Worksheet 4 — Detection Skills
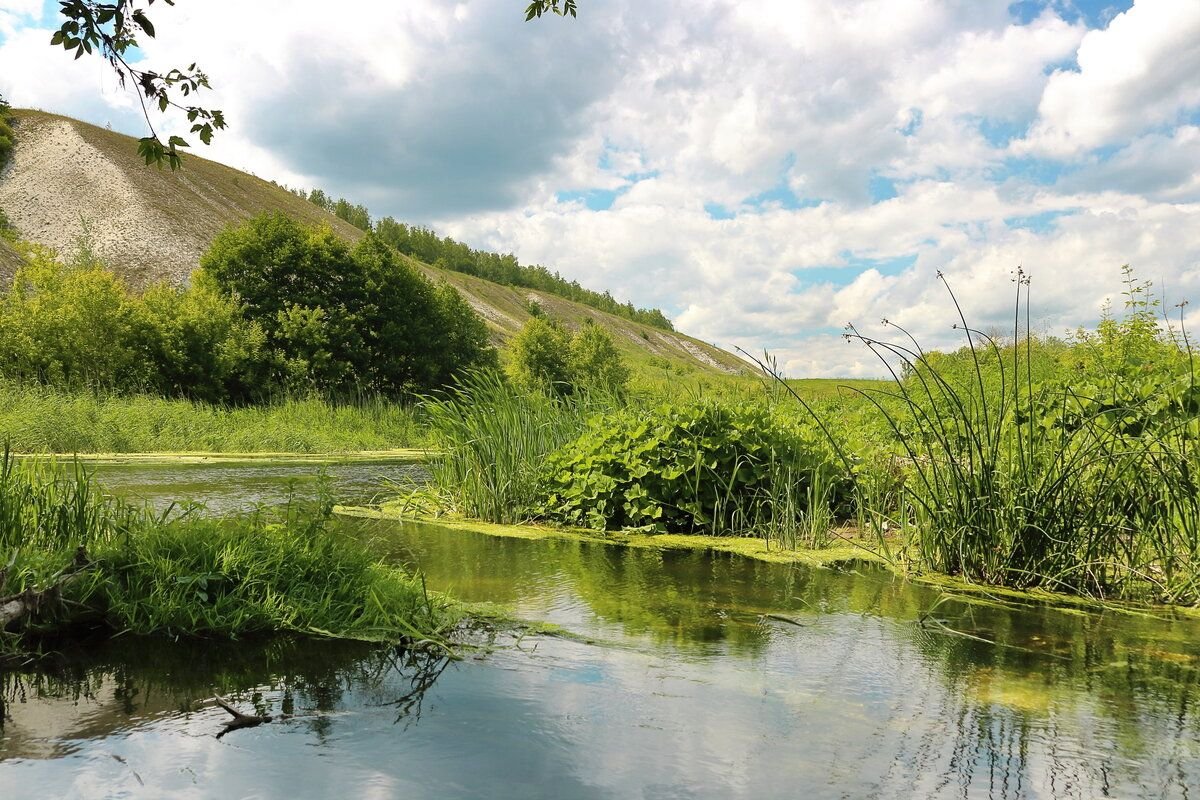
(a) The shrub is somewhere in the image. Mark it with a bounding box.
[0,96,13,172]
[506,317,630,396]
[540,400,847,536]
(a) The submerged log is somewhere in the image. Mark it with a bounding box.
[213,695,274,739]
[0,547,89,630]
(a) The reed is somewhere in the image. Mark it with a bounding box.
[0,451,454,643]
[837,271,1200,603]
[420,371,608,523]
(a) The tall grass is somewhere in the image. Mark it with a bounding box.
[837,271,1200,603]
[0,451,454,643]
[0,381,427,453]
[419,371,611,523]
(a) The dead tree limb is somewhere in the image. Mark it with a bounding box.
[213,695,274,739]
[0,547,90,631]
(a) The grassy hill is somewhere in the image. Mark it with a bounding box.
[0,109,749,384]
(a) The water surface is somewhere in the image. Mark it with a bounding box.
[2,461,1198,798]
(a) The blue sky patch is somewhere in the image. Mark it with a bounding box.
[792,253,917,289]
[868,175,898,203]
[1004,209,1078,233]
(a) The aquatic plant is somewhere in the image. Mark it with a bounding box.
[420,370,612,523]
[828,269,1200,603]
[0,451,454,644]
[539,399,848,546]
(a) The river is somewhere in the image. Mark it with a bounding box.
[1,458,1197,798]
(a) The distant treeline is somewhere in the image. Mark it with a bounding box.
[284,185,675,331]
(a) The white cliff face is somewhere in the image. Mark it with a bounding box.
[0,116,200,285]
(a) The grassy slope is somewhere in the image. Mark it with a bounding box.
[0,109,749,382]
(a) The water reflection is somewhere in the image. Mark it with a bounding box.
[87,459,428,515]
[2,513,1199,797]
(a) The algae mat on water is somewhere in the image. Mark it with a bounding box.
[334,505,883,569]
[19,449,432,466]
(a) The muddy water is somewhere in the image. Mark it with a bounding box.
[1,462,1198,798]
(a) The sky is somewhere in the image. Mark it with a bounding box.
[1,0,1199,376]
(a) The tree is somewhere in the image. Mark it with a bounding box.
[506,317,574,393]
[569,321,629,393]
[506,316,629,395]
[200,213,495,397]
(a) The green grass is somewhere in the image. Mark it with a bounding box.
[0,452,455,644]
[0,381,428,453]
[817,271,1200,604]
[416,371,609,524]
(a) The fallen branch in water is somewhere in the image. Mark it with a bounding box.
[0,547,90,631]
[213,695,275,739]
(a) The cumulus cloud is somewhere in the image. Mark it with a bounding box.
[1016,0,1200,157]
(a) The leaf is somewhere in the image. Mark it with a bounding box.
[132,10,155,37]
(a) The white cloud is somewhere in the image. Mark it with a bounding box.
[1017,0,1200,157]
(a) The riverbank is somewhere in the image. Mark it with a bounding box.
[0,455,456,655]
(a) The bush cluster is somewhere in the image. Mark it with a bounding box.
[0,95,13,172]
[540,400,847,533]
[505,317,630,396]
[0,213,497,403]
[0,244,265,401]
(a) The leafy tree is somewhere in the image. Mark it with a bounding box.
[569,321,629,393]
[201,213,495,397]
[507,317,574,393]
[137,270,268,401]
[507,317,629,395]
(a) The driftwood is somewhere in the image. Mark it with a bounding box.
[0,547,89,630]
[213,695,275,739]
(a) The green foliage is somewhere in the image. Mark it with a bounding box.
[0,385,425,453]
[835,269,1200,604]
[506,317,573,393]
[420,371,602,524]
[200,213,495,398]
[570,321,631,393]
[525,0,577,20]
[0,244,265,400]
[506,317,630,395]
[0,453,453,642]
[50,1,224,170]
[0,95,13,172]
[540,400,847,540]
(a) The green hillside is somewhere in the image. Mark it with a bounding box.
[0,109,749,383]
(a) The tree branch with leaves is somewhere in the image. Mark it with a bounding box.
[524,0,577,20]
[51,0,224,169]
